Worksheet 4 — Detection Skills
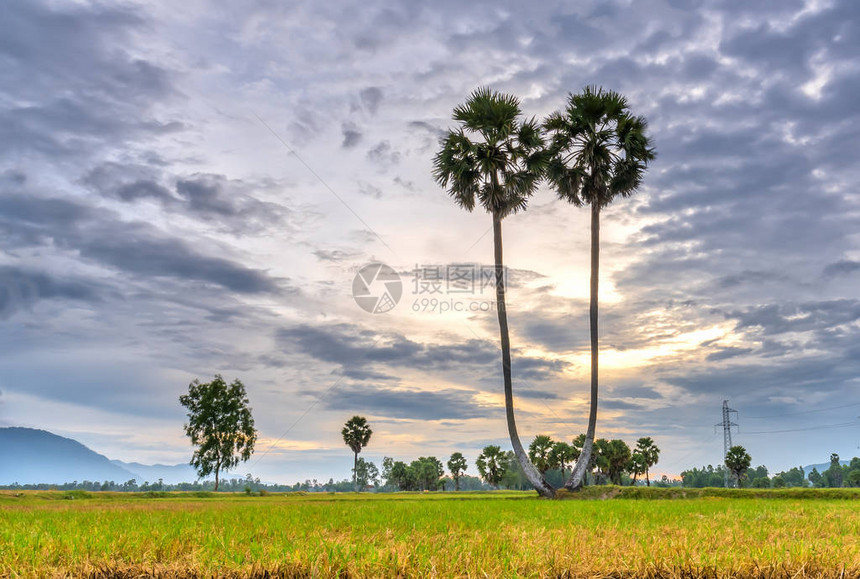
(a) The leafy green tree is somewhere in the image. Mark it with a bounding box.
[591,438,611,485]
[342,416,372,492]
[634,437,661,486]
[848,469,860,488]
[434,87,553,497]
[548,441,578,479]
[528,435,555,475]
[383,458,415,491]
[179,375,257,492]
[604,439,632,485]
[629,452,647,486]
[808,467,823,487]
[751,476,770,488]
[476,445,509,489]
[411,457,445,491]
[353,458,379,490]
[725,445,751,488]
[680,464,729,488]
[447,452,468,491]
[544,87,655,491]
[824,453,843,488]
[771,475,786,488]
[775,466,807,488]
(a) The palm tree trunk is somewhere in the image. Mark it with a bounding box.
[353,451,358,492]
[493,213,555,498]
[646,468,650,487]
[215,466,220,492]
[566,202,600,490]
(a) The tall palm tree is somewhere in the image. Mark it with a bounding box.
[434,87,554,498]
[544,86,655,490]
[341,415,372,492]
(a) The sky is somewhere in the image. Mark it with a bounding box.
[1,0,859,484]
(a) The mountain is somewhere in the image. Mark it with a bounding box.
[0,427,138,485]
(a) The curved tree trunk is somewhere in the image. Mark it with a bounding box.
[493,213,556,498]
[646,468,650,487]
[566,202,600,490]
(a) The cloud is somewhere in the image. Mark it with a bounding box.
[823,260,860,278]
[341,123,363,148]
[276,322,566,385]
[359,87,384,115]
[0,193,283,294]
[0,267,100,319]
[309,384,493,420]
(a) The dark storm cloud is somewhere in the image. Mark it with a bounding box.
[312,249,363,262]
[0,267,101,319]
[359,87,384,114]
[277,323,566,383]
[601,399,647,411]
[341,123,363,148]
[84,164,291,233]
[310,384,492,420]
[0,0,178,159]
[823,260,860,278]
[83,162,175,204]
[0,193,282,294]
[705,347,754,362]
[366,141,401,166]
[726,300,860,336]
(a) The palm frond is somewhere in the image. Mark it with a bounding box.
[543,85,654,209]
[435,87,546,219]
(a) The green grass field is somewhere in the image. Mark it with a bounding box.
[2,488,859,578]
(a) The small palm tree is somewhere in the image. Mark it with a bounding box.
[544,86,655,490]
[528,435,555,475]
[447,452,468,491]
[548,441,578,480]
[629,452,647,486]
[476,445,508,489]
[434,87,554,497]
[635,436,661,486]
[342,416,372,491]
[725,445,751,488]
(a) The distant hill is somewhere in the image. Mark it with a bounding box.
[801,460,850,475]
[110,460,200,485]
[0,427,138,485]
[0,427,234,485]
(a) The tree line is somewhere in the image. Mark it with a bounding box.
[683,449,860,489]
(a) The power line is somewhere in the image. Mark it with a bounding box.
[746,401,860,420]
[741,420,858,435]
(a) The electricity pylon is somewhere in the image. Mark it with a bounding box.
[715,400,739,488]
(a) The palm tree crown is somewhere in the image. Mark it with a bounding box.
[342,416,372,454]
[544,85,655,209]
[433,87,547,218]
